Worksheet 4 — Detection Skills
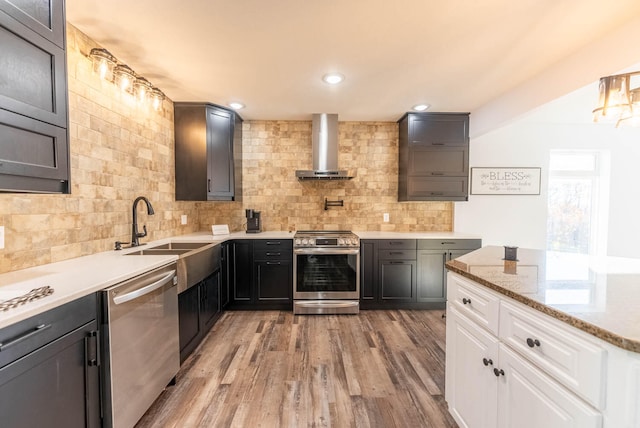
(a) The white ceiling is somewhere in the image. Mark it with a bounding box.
[66,0,640,122]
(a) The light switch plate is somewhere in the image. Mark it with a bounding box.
[383,213,390,222]
[181,215,187,225]
[0,226,4,249]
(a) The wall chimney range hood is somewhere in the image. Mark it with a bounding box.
[295,113,354,180]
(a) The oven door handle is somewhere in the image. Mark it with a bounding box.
[112,270,176,305]
[294,248,360,255]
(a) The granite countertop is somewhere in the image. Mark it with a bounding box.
[446,245,640,353]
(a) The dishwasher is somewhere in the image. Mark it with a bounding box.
[102,262,180,428]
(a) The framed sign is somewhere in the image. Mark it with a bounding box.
[471,167,541,195]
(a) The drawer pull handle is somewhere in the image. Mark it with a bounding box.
[462,298,471,305]
[526,338,541,348]
[493,368,505,377]
[266,252,281,256]
[0,323,51,351]
[482,358,493,366]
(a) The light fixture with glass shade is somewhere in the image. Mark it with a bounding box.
[113,64,136,94]
[89,48,116,81]
[133,77,153,104]
[150,88,165,111]
[593,71,640,127]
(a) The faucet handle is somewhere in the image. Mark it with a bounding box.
[137,225,148,238]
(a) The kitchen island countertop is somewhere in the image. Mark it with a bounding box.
[446,245,640,353]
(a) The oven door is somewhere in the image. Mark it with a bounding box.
[293,247,360,300]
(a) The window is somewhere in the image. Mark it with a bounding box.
[546,151,609,256]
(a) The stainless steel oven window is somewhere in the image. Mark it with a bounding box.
[295,253,358,293]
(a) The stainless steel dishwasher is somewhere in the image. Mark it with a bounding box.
[102,262,180,428]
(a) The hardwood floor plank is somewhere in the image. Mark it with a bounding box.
[136,310,457,428]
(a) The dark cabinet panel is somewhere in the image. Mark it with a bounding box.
[174,103,242,201]
[224,239,293,309]
[361,239,481,308]
[0,294,100,427]
[0,109,68,192]
[255,260,292,302]
[398,112,469,201]
[380,260,416,301]
[408,113,468,146]
[417,250,447,302]
[232,240,253,302]
[0,11,67,127]
[0,0,65,47]
[200,270,221,331]
[360,240,377,301]
[220,243,231,309]
[0,0,69,194]
[416,240,482,304]
[178,284,200,362]
[178,269,222,363]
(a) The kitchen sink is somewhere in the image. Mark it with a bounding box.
[126,248,192,256]
[147,242,212,250]
[124,242,221,293]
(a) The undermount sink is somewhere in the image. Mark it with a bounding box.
[124,242,220,293]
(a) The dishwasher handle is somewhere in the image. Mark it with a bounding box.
[113,270,176,305]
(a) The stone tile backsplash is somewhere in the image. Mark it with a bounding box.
[0,25,452,275]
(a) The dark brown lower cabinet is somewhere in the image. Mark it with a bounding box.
[0,294,100,427]
[178,270,222,363]
[379,260,416,301]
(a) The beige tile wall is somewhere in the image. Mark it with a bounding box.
[0,24,200,274]
[0,25,453,275]
[198,121,453,233]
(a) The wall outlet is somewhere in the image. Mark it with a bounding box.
[0,226,4,249]
[181,215,188,225]
[383,213,390,222]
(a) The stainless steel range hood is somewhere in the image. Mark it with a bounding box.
[295,114,354,180]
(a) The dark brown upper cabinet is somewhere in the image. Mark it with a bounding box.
[174,103,243,201]
[398,112,469,201]
[0,0,69,194]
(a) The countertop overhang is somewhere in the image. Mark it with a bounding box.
[446,245,640,353]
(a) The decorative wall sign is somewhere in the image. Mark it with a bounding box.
[471,167,541,195]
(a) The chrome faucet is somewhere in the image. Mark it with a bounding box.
[131,196,155,247]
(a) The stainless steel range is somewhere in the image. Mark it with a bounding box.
[293,230,360,314]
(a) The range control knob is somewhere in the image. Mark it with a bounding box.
[302,239,309,245]
[338,238,345,245]
[294,239,301,245]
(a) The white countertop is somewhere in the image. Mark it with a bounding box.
[0,229,471,329]
[354,231,480,240]
[0,231,294,329]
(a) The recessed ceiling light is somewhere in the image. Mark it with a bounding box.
[229,102,245,110]
[322,73,345,84]
[412,104,430,111]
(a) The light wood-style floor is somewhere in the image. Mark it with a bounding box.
[136,310,458,428]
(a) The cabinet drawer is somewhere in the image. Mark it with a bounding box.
[378,249,416,260]
[378,239,416,250]
[0,294,97,369]
[253,239,293,252]
[254,249,292,261]
[406,176,468,200]
[418,239,482,250]
[499,300,605,409]
[447,273,499,335]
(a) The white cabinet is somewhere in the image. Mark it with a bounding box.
[445,304,498,428]
[445,272,604,428]
[497,345,601,428]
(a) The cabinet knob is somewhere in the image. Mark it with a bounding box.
[526,338,541,348]
[493,368,505,377]
[462,298,471,305]
[482,358,493,366]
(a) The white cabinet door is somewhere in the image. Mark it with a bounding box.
[497,345,602,428]
[446,305,499,428]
